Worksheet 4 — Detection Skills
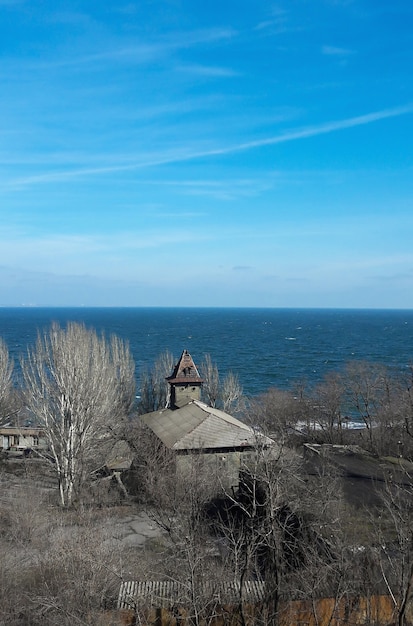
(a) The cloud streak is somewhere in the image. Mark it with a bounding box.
[5,103,413,188]
[0,229,212,268]
[174,63,239,77]
[23,27,236,70]
[322,45,355,56]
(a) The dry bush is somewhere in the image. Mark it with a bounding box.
[27,527,120,624]
[0,484,135,626]
[2,495,50,548]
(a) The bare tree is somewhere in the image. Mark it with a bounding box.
[138,349,174,414]
[0,337,15,423]
[123,418,176,502]
[21,322,136,507]
[388,365,413,458]
[200,353,220,408]
[222,371,244,415]
[248,387,304,439]
[343,361,389,452]
[373,468,413,626]
[201,354,244,415]
[402,365,413,441]
[133,446,230,625]
[311,372,346,443]
[110,334,136,419]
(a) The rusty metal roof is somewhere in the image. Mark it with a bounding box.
[141,400,273,451]
[166,349,203,385]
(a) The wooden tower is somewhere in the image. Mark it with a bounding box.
[166,349,203,408]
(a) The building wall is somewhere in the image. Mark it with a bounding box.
[176,450,250,492]
[0,430,47,451]
[173,383,201,407]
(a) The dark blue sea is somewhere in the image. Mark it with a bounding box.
[0,307,412,396]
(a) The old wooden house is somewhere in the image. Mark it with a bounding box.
[140,350,274,489]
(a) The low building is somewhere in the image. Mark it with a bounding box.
[0,426,47,454]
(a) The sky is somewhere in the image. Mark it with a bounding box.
[1,0,413,308]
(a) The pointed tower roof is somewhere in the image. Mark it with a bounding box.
[166,349,203,385]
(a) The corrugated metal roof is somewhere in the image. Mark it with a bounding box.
[141,400,273,451]
[118,580,266,610]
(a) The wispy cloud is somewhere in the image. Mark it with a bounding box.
[26,27,236,70]
[371,272,413,283]
[254,7,292,34]
[315,253,413,273]
[175,64,239,77]
[0,229,212,266]
[139,178,269,201]
[4,103,413,188]
[322,45,355,56]
[153,211,208,219]
[202,103,413,158]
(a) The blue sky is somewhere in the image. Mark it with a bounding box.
[1,0,412,308]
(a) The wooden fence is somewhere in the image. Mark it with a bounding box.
[115,582,412,626]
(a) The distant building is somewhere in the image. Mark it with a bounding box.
[0,426,47,454]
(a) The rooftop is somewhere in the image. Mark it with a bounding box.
[166,349,203,385]
[141,399,273,451]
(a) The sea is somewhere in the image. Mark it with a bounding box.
[0,307,412,397]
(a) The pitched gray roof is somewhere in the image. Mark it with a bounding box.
[141,399,273,451]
